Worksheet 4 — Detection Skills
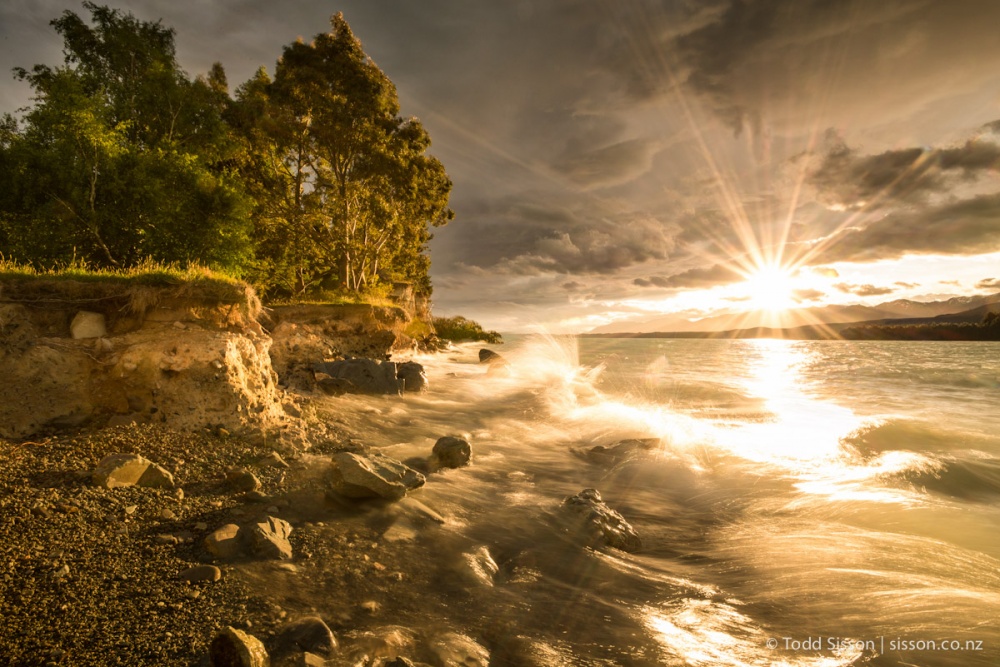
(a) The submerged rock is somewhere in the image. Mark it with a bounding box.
[92,453,175,489]
[584,438,660,465]
[427,632,490,667]
[431,436,472,469]
[478,349,504,364]
[458,546,499,587]
[313,359,403,395]
[210,626,269,667]
[327,452,425,501]
[396,361,428,392]
[273,616,338,662]
[561,489,641,552]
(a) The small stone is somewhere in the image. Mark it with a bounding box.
[70,311,107,339]
[159,508,177,521]
[360,600,380,614]
[179,565,222,583]
[226,468,261,493]
[209,626,269,667]
[172,320,187,330]
[125,505,138,515]
[186,589,201,600]
[173,488,185,502]
[195,522,209,531]
[255,452,290,469]
[205,524,243,560]
[92,453,174,489]
[155,534,179,545]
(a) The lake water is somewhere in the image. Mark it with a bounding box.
[309,336,1000,666]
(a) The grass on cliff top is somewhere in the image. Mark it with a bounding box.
[0,259,258,316]
[267,287,396,309]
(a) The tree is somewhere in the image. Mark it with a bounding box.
[239,13,453,296]
[0,3,252,272]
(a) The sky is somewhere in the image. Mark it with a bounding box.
[3,0,1000,333]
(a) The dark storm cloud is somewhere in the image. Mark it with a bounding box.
[633,276,673,288]
[833,283,895,297]
[553,139,661,189]
[661,0,1000,136]
[817,192,1000,263]
[810,133,1000,210]
[976,278,1000,289]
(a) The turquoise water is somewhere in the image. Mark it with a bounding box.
[315,337,1000,665]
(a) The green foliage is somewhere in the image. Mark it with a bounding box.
[433,316,503,343]
[1,6,452,305]
[232,13,453,299]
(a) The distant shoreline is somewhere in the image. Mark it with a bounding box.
[581,322,1000,341]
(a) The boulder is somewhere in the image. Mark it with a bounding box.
[427,633,490,667]
[431,436,472,469]
[210,626,270,667]
[70,311,107,339]
[245,516,294,560]
[205,524,243,560]
[584,438,660,465]
[92,453,175,489]
[396,361,428,392]
[313,359,403,395]
[273,616,338,661]
[561,489,641,552]
[327,452,425,501]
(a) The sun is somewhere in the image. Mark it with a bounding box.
[744,265,796,312]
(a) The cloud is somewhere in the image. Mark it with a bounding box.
[658,264,741,288]
[834,282,895,297]
[554,138,661,189]
[894,281,918,288]
[793,288,826,302]
[976,278,1000,289]
[561,281,584,291]
[633,276,673,288]
[810,133,1000,210]
[815,192,1000,263]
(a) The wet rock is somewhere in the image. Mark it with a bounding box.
[205,524,243,560]
[584,438,660,465]
[70,311,107,339]
[458,546,499,587]
[313,359,403,395]
[210,626,269,667]
[301,653,326,667]
[561,489,641,552]
[378,659,416,667]
[431,436,472,469]
[92,453,175,489]
[316,378,354,396]
[273,616,338,661]
[396,361,428,393]
[327,452,425,501]
[245,516,293,560]
[427,632,490,667]
[227,468,261,493]
[478,349,504,364]
[179,565,222,583]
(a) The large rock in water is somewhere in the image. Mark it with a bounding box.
[431,436,472,469]
[479,349,505,364]
[584,438,660,466]
[272,616,338,662]
[92,453,175,489]
[314,359,404,395]
[327,451,425,501]
[561,489,641,552]
[396,361,428,392]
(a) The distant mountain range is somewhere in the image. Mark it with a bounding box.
[590,292,1000,334]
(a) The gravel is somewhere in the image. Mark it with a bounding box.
[0,424,315,666]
